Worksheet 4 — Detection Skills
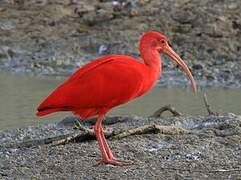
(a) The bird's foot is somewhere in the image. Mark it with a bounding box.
[96,158,133,166]
[111,158,134,165]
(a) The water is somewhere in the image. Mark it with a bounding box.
[0,70,240,131]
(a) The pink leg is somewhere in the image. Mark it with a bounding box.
[99,122,116,160]
[94,116,109,162]
[94,115,132,165]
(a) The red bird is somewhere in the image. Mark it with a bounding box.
[36,31,197,165]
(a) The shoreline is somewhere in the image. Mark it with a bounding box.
[1,115,241,179]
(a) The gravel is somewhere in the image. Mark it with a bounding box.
[1,114,241,179]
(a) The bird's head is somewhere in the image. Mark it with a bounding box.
[140,31,197,92]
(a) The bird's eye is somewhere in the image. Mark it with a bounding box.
[160,40,165,44]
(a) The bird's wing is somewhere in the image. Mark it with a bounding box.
[37,55,146,112]
[67,55,116,82]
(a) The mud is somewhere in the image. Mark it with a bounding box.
[0,0,241,87]
[1,114,241,179]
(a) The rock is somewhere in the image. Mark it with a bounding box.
[173,24,193,34]
[192,62,204,70]
[0,20,16,30]
[137,0,151,6]
[74,4,95,17]
[83,7,114,26]
[98,44,109,55]
[171,8,197,24]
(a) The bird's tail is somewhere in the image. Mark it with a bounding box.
[36,107,65,116]
[36,89,69,117]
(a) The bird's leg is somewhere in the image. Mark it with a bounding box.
[95,115,132,165]
[94,115,109,163]
[99,123,116,159]
[95,115,115,159]
[99,124,132,165]
[95,115,121,165]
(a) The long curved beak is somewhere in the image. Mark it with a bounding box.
[163,44,197,92]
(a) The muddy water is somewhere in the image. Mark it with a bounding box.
[0,70,240,130]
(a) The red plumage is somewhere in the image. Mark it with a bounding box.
[36,31,197,165]
[37,55,154,118]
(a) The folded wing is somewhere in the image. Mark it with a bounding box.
[37,55,146,118]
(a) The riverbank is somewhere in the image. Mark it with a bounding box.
[1,115,241,179]
[0,0,241,88]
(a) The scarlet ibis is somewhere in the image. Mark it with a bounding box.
[36,31,197,165]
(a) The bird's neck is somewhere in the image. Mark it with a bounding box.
[139,45,161,79]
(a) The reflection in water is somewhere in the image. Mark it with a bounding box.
[0,70,240,130]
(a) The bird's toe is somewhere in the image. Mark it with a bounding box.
[96,158,133,166]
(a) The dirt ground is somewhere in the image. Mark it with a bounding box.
[1,115,241,179]
[0,0,241,87]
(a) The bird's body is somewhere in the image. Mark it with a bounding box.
[37,31,197,165]
[37,54,160,118]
